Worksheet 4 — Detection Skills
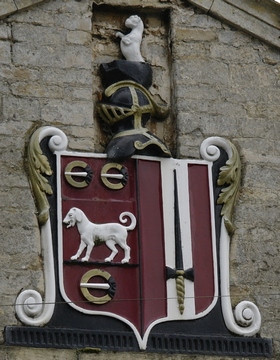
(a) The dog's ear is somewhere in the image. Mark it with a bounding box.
[74,208,83,222]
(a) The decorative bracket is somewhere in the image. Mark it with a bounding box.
[15,126,68,326]
[200,137,261,336]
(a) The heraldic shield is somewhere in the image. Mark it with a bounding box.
[57,151,217,348]
[9,127,268,356]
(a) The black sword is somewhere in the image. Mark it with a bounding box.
[166,169,194,314]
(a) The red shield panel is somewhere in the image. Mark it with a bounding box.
[56,153,217,348]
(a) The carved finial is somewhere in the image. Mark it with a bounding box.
[116,15,145,62]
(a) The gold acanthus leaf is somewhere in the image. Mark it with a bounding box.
[217,142,241,236]
[27,128,53,225]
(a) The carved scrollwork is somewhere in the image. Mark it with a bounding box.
[15,126,68,326]
[27,126,68,225]
[200,136,240,235]
[200,137,261,337]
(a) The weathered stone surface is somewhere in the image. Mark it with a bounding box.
[67,30,91,45]
[0,23,11,39]
[12,43,92,68]
[0,0,17,18]
[188,0,280,49]
[0,40,11,64]
[14,0,45,10]
[174,28,217,42]
[0,347,77,360]
[41,99,93,125]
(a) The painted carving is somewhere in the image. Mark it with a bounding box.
[63,207,136,263]
[166,170,194,315]
[15,126,68,326]
[100,162,128,190]
[64,160,93,188]
[200,137,261,336]
[116,15,145,62]
[97,16,170,161]
[80,269,116,304]
[9,125,270,356]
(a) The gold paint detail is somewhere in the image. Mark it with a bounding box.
[134,138,171,156]
[217,142,241,235]
[80,269,113,305]
[97,80,169,125]
[64,160,92,188]
[175,270,185,315]
[114,127,149,138]
[27,128,53,225]
[101,163,128,190]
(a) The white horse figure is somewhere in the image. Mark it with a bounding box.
[116,15,145,62]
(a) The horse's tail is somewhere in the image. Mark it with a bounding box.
[119,212,137,231]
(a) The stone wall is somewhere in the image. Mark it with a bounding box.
[171,6,280,354]
[0,0,280,358]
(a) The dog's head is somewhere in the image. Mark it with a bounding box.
[63,207,82,228]
[125,15,142,29]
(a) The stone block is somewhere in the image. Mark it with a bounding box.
[50,13,92,31]
[44,69,92,87]
[210,43,260,63]
[12,23,66,45]
[0,346,77,360]
[41,99,93,125]
[174,59,230,86]
[12,43,92,69]
[0,0,16,18]
[210,0,280,50]
[243,163,280,191]
[11,82,64,99]
[0,65,40,81]
[225,0,280,31]
[0,40,11,64]
[41,0,91,13]
[0,23,11,39]
[14,0,45,10]
[2,96,40,122]
[240,117,275,140]
[67,30,91,45]
[188,14,222,29]
[64,86,93,101]
[218,29,252,46]
[174,28,217,42]
[187,0,213,11]
[68,136,97,151]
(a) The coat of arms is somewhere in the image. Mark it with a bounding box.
[6,15,271,357]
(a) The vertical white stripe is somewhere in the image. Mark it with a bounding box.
[175,160,195,316]
[161,159,195,319]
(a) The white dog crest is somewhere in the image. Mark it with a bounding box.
[63,207,136,264]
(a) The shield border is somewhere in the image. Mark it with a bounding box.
[56,151,218,349]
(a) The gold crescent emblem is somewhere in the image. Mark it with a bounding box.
[100,163,128,190]
[80,269,116,305]
[64,161,93,188]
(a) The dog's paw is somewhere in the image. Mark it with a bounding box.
[105,257,112,262]
[121,258,129,264]
[81,257,89,262]
[70,255,78,260]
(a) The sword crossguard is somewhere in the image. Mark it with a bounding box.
[166,266,194,282]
